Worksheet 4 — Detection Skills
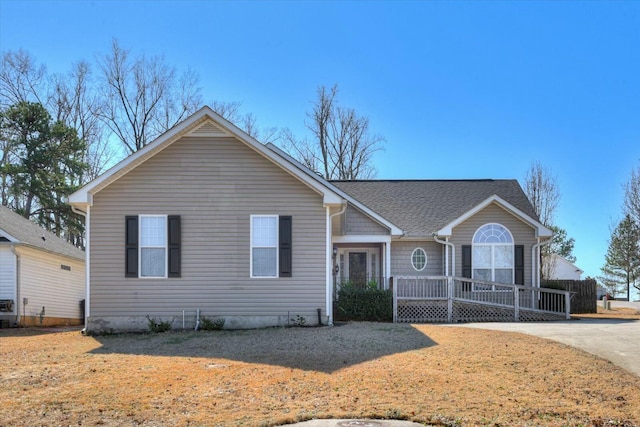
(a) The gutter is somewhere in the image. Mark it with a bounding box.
[432,234,455,277]
[326,201,348,326]
[71,206,90,330]
[10,244,21,325]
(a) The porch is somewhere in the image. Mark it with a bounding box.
[393,276,572,323]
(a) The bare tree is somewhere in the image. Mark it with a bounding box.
[49,61,114,182]
[0,50,46,108]
[523,162,578,280]
[210,100,278,143]
[281,84,384,180]
[96,39,202,154]
[523,161,560,227]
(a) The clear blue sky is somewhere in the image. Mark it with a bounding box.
[2,0,640,295]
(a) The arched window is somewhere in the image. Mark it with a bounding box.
[472,223,514,283]
[411,247,427,271]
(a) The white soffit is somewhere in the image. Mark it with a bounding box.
[184,120,230,138]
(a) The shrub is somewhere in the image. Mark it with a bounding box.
[146,315,172,333]
[199,316,225,331]
[334,281,393,321]
[289,315,307,327]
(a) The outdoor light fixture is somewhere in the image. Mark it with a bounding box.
[333,247,338,257]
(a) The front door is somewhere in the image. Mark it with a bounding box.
[349,252,367,287]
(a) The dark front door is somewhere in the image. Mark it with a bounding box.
[349,252,367,287]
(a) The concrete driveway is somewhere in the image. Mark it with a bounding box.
[449,302,640,377]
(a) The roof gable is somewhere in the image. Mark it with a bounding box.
[0,205,85,260]
[437,194,553,238]
[69,106,343,208]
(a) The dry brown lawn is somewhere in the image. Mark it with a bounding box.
[1,321,639,427]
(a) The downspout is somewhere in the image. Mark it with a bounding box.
[433,234,455,277]
[72,206,89,329]
[10,244,21,326]
[326,201,347,326]
[532,237,552,287]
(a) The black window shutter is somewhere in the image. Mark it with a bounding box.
[125,216,138,277]
[462,245,472,278]
[279,216,292,277]
[515,245,524,285]
[168,215,181,278]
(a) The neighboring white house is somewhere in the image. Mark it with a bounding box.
[543,253,583,281]
[0,205,85,327]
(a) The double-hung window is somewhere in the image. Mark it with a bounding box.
[140,215,167,278]
[125,215,181,278]
[250,215,292,278]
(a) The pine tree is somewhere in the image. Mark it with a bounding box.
[0,101,88,245]
[600,214,640,299]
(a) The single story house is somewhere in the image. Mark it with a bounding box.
[0,205,85,327]
[543,253,583,281]
[69,106,554,333]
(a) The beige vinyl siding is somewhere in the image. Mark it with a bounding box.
[17,246,85,322]
[0,246,16,310]
[331,208,344,236]
[449,203,537,286]
[89,136,327,321]
[344,204,389,235]
[391,241,443,277]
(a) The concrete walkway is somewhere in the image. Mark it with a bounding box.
[448,301,640,376]
[286,421,424,427]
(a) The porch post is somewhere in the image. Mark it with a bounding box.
[514,286,520,321]
[447,277,453,323]
[393,275,398,323]
[325,206,333,325]
[385,240,391,290]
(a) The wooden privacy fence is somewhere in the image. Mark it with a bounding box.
[542,279,597,314]
[393,276,572,323]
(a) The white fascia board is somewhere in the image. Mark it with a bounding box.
[437,194,553,238]
[0,229,19,242]
[266,143,404,236]
[332,235,392,244]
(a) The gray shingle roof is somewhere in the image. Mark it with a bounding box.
[0,205,85,260]
[331,179,539,237]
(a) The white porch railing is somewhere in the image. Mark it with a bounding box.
[393,276,571,323]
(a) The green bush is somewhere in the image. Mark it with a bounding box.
[199,316,225,331]
[334,281,393,321]
[146,315,172,333]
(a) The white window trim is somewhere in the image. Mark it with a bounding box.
[139,214,168,279]
[411,247,428,272]
[472,223,514,286]
[250,214,279,279]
